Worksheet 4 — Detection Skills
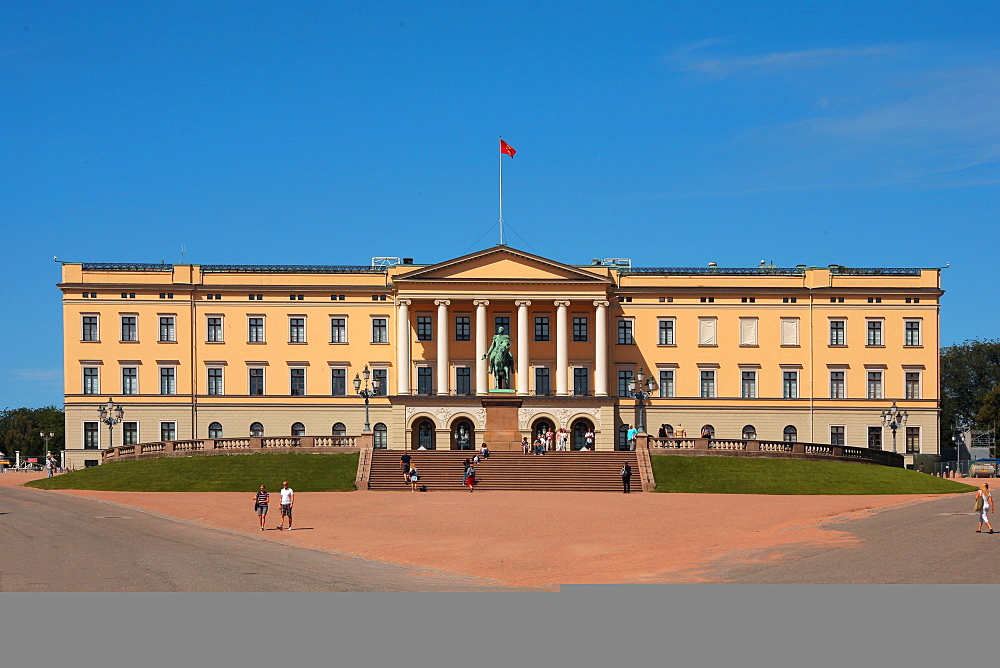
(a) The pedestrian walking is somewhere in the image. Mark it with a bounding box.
[400,452,412,484]
[584,428,594,451]
[254,484,269,530]
[465,463,476,492]
[408,465,420,492]
[276,480,294,530]
[46,455,56,478]
[975,483,995,533]
[620,463,633,493]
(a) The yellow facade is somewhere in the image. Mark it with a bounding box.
[60,248,941,468]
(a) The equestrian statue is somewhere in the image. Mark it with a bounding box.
[483,326,514,390]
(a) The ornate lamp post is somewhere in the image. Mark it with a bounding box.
[353,365,380,432]
[880,401,908,454]
[39,431,54,458]
[627,367,657,434]
[98,397,125,451]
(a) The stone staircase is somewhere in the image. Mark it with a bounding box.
[368,450,642,492]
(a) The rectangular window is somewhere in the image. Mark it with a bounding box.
[207,367,223,395]
[248,317,264,343]
[494,316,510,335]
[783,371,799,399]
[830,426,845,446]
[123,421,139,446]
[160,422,176,442]
[121,315,137,342]
[83,367,99,395]
[159,316,176,342]
[82,315,99,341]
[867,371,883,399]
[698,318,717,346]
[330,368,346,396]
[658,319,675,345]
[330,318,347,343]
[868,426,882,450]
[122,367,138,395]
[159,367,176,395]
[249,368,264,396]
[417,315,433,341]
[573,317,588,342]
[534,316,550,342]
[372,368,387,396]
[905,320,921,346]
[534,367,550,396]
[417,367,433,395]
[573,368,589,396]
[700,370,716,398]
[289,318,306,343]
[290,368,306,396]
[830,371,845,398]
[618,369,634,397]
[84,422,100,449]
[905,427,920,453]
[617,319,634,345]
[207,317,223,343]
[780,318,799,346]
[454,316,470,341]
[905,372,921,399]
[739,318,758,346]
[741,371,756,399]
[867,320,883,346]
[659,370,674,398]
[829,320,845,346]
[456,367,472,396]
[372,318,388,343]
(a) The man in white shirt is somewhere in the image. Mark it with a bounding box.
[277,481,294,530]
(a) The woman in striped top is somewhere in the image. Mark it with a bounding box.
[254,485,269,530]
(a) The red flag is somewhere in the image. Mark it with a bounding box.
[500,139,516,158]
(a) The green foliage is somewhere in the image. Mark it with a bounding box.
[974,384,1000,431]
[26,452,359,492]
[0,406,64,459]
[650,455,971,495]
[941,339,1000,448]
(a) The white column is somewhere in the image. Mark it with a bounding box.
[435,299,450,396]
[396,299,411,395]
[594,300,609,397]
[474,299,489,395]
[555,300,570,396]
[515,300,531,396]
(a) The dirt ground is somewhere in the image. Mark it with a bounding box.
[4,470,981,588]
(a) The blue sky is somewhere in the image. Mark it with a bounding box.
[2,1,998,409]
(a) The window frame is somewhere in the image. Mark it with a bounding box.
[617,318,634,345]
[371,317,389,344]
[782,370,799,399]
[120,314,138,343]
[206,315,224,343]
[82,314,100,342]
[700,369,716,398]
[82,366,100,395]
[288,317,307,344]
[866,318,884,347]
[330,367,347,397]
[160,421,177,442]
[829,319,846,346]
[454,315,471,342]
[657,318,676,346]
[416,314,433,341]
[330,316,348,344]
[829,370,846,399]
[249,367,265,396]
[121,366,139,395]
[158,315,176,343]
[572,316,588,342]
[290,367,306,396]
[248,316,265,344]
[741,369,757,399]
[904,319,922,347]
[159,366,177,395]
[658,369,675,398]
[534,316,550,342]
[207,367,224,396]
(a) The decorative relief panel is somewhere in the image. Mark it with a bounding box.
[405,406,484,429]
[518,406,603,429]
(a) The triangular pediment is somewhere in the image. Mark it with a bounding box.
[394,246,611,283]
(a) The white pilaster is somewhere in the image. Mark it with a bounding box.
[515,300,531,396]
[594,300,610,397]
[474,299,490,395]
[555,300,570,396]
[396,299,411,395]
[435,299,450,396]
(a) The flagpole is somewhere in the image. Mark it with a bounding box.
[498,137,504,246]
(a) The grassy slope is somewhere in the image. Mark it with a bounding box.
[650,455,974,495]
[25,452,359,492]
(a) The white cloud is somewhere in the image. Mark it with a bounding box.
[10,369,61,382]
[670,44,895,78]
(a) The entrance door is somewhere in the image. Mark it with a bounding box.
[413,420,436,450]
[452,420,475,450]
[571,419,594,451]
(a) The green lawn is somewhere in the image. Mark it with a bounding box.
[25,452,359,492]
[650,455,974,495]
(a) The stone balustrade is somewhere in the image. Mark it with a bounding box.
[645,435,904,467]
[103,434,366,462]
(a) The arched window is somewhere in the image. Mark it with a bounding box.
[452,420,474,450]
[291,422,305,437]
[332,422,347,436]
[373,423,388,449]
[250,422,264,437]
[742,425,757,440]
[783,425,798,442]
[534,420,552,439]
[700,424,715,439]
[208,422,223,439]
[417,421,435,450]
[617,424,630,451]
[571,419,594,450]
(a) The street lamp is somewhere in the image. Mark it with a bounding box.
[40,431,54,460]
[627,367,657,434]
[880,401,908,454]
[353,365,380,432]
[98,397,125,451]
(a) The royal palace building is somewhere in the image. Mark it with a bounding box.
[60,246,942,468]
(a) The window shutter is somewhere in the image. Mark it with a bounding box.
[698,318,717,346]
[740,318,758,346]
[781,319,799,346]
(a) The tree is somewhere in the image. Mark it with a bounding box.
[940,339,1000,449]
[975,384,1000,430]
[0,406,65,459]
